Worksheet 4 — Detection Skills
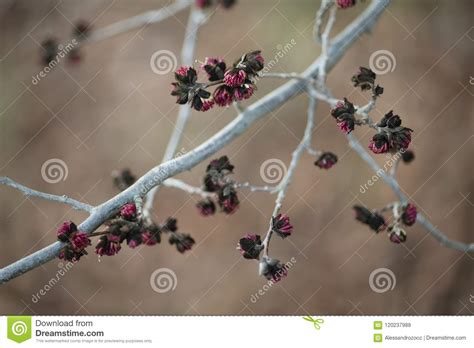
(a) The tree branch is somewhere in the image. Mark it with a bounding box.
[345,133,474,252]
[0,177,94,213]
[0,0,391,284]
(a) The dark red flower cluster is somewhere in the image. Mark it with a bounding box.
[330,98,357,134]
[353,202,417,244]
[369,111,413,154]
[57,221,91,262]
[331,67,383,134]
[171,51,264,111]
[57,203,195,262]
[236,213,293,281]
[237,234,263,259]
[96,208,194,256]
[334,67,412,154]
[196,156,240,215]
[352,67,383,96]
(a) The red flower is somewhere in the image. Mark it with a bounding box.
[175,65,192,77]
[200,99,215,112]
[272,214,293,238]
[388,225,407,244]
[368,133,390,154]
[70,232,91,252]
[213,85,233,106]
[95,235,121,256]
[401,203,417,226]
[120,203,137,221]
[336,119,352,134]
[141,231,158,246]
[237,233,263,259]
[224,69,246,87]
[57,221,77,242]
[233,85,254,101]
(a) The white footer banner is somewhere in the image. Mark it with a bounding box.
[0,316,472,347]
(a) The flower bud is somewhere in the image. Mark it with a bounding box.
[196,198,216,216]
[353,205,386,232]
[259,257,288,283]
[401,150,415,163]
[401,203,417,226]
[351,66,375,90]
[368,133,390,154]
[237,234,263,259]
[120,203,137,221]
[272,214,293,238]
[314,152,338,169]
[388,224,407,244]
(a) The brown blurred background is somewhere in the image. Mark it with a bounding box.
[0,0,473,315]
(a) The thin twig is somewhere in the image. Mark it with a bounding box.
[163,178,213,198]
[306,146,321,157]
[233,182,276,193]
[262,89,317,257]
[84,0,192,45]
[313,0,333,44]
[0,177,94,213]
[143,7,205,219]
[318,4,337,88]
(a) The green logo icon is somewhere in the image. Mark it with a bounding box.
[302,315,324,330]
[7,316,32,343]
[374,333,383,343]
[374,320,383,330]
